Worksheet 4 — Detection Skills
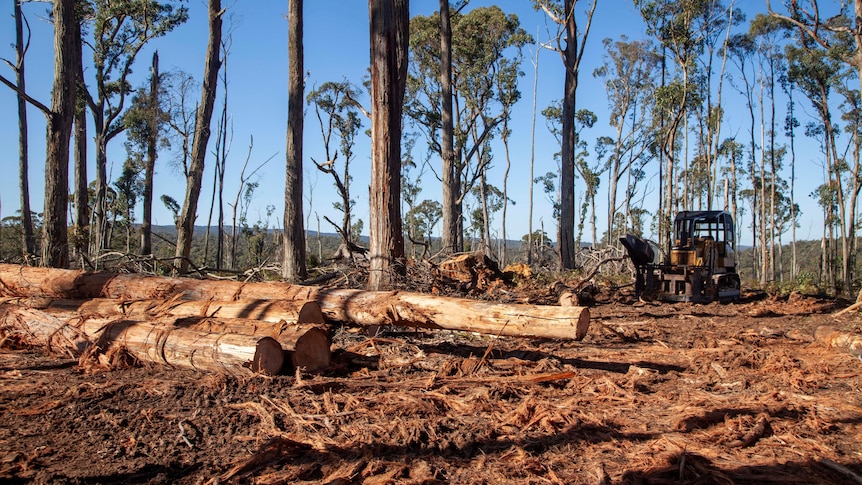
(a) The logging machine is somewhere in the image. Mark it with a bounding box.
[620,210,741,303]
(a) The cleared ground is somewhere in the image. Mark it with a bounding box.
[1,286,861,484]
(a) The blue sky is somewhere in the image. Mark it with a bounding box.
[0,1,829,247]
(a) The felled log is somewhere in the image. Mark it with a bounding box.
[815,325,862,361]
[0,303,331,373]
[0,264,590,340]
[42,297,326,327]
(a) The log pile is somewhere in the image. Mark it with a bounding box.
[0,264,590,339]
[0,263,591,375]
[0,297,331,375]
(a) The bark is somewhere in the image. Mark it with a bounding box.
[14,0,36,260]
[815,326,862,361]
[559,0,578,270]
[141,51,160,256]
[42,0,77,269]
[283,0,307,282]
[72,16,88,262]
[0,264,591,340]
[367,0,408,289]
[0,301,331,373]
[439,0,457,254]
[175,0,223,273]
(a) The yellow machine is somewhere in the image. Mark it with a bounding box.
[620,211,741,303]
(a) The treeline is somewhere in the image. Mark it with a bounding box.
[5,1,862,295]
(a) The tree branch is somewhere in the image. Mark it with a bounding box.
[0,73,51,115]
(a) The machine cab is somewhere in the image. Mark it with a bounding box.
[671,211,735,271]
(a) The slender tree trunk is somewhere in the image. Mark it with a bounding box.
[175,0,223,274]
[367,0,408,290]
[439,0,457,254]
[42,0,77,268]
[787,84,797,278]
[141,51,159,256]
[501,114,511,265]
[14,0,35,261]
[72,12,88,265]
[528,35,539,265]
[283,0,307,282]
[559,0,578,270]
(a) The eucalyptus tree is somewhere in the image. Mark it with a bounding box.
[175,0,222,274]
[533,0,597,270]
[541,102,601,248]
[0,0,77,267]
[768,0,862,294]
[750,13,789,283]
[6,0,36,260]
[367,0,409,290]
[635,0,705,248]
[688,1,741,212]
[82,0,187,261]
[283,0,306,282]
[406,5,530,255]
[727,32,761,278]
[123,52,167,256]
[593,36,661,246]
[786,41,847,291]
[307,81,364,249]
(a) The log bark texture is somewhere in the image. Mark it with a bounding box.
[0,301,331,373]
[0,264,590,340]
[815,325,862,361]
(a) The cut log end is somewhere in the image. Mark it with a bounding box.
[289,327,331,372]
[575,307,590,341]
[297,301,326,325]
[252,337,285,375]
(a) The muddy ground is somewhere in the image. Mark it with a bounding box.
[2,284,862,484]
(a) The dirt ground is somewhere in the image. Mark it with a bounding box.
[2,283,862,484]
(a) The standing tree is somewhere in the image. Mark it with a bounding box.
[0,0,77,267]
[0,0,78,267]
[407,6,530,253]
[71,2,90,263]
[534,0,597,269]
[438,0,457,254]
[84,0,187,261]
[8,0,36,261]
[175,0,223,274]
[283,0,307,282]
[368,0,409,290]
[307,81,364,253]
[123,51,166,256]
[593,36,660,245]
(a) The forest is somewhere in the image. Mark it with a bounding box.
[2,0,862,295]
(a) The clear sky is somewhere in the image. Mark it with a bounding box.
[0,1,828,248]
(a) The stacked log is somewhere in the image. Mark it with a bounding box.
[0,296,331,375]
[0,264,590,340]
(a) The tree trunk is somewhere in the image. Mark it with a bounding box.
[72,18,88,264]
[283,0,307,282]
[559,0,578,270]
[41,0,77,269]
[0,264,591,340]
[141,51,160,256]
[439,0,458,254]
[14,0,36,261]
[367,0,408,290]
[175,0,223,274]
